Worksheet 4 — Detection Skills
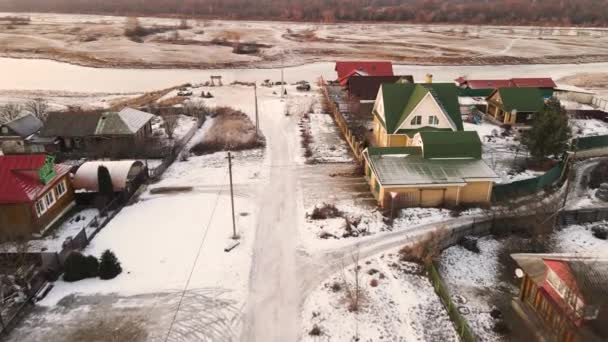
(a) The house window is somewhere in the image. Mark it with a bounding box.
[410,116,422,126]
[44,191,56,208]
[428,116,439,125]
[54,180,67,198]
[35,199,46,217]
[1,127,7,134]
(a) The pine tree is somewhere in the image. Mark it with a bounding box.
[98,250,122,280]
[97,165,113,207]
[63,252,99,282]
[522,97,571,162]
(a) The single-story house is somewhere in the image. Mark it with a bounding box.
[512,253,608,342]
[371,82,463,147]
[335,61,394,84]
[73,160,148,194]
[0,114,44,154]
[363,131,497,208]
[0,154,75,239]
[455,77,556,98]
[486,87,545,125]
[39,107,154,158]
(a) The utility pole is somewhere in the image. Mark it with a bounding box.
[280,53,285,99]
[228,151,237,239]
[254,82,259,136]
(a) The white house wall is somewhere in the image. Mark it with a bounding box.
[397,93,454,131]
[373,88,385,122]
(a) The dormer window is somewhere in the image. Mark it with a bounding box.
[410,116,422,126]
[428,116,439,125]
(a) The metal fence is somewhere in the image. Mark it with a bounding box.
[572,134,608,150]
[492,163,564,202]
[427,262,477,342]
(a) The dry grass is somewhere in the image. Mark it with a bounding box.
[65,314,147,342]
[157,95,186,107]
[190,106,265,155]
[399,229,448,265]
[109,85,183,110]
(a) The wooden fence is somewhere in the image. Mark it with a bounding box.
[320,77,365,163]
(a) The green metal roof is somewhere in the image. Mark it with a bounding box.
[376,83,463,134]
[495,87,545,113]
[419,131,482,159]
[367,146,422,156]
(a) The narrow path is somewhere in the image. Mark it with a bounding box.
[243,97,299,342]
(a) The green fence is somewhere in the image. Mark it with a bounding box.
[427,263,477,342]
[492,163,564,202]
[572,134,608,150]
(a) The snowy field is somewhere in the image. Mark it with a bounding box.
[301,251,458,342]
[570,118,608,138]
[300,113,353,164]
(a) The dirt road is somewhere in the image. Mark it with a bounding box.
[242,96,300,341]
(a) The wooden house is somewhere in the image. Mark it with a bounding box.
[512,254,608,342]
[363,131,497,209]
[455,77,556,98]
[39,107,154,158]
[371,83,463,147]
[0,154,75,239]
[0,114,44,154]
[486,87,545,125]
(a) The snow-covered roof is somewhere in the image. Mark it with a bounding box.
[118,108,155,133]
[73,160,145,192]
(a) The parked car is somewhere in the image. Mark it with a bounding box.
[297,83,311,91]
[178,90,193,96]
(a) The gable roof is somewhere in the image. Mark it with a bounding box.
[40,108,153,137]
[492,87,545,113]
[41,111,101,137]
[96,108,154,135]
[0,154,71,204]
[455,77,556,89]
[335,61,393,80]
[418,131,482,159]
[347,76,413,100]
[376,83,463,133]
[1,114,43,137]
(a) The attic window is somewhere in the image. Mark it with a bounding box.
[428,116,439,125]
[410,116,422,126]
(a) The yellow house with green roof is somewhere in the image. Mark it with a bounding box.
[372,83,463,147]
[363,131,498,209]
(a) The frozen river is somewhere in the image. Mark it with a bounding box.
[1,57,607,93]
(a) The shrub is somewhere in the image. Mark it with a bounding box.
[370,279,379,287]
[98,250,123,280]
[589,161,608,189]
[308,324,322,336]
[309,203,341,220]
[459,236,480,253]
[63,252,99,282]
[592,226,608,240]
[330,282,342,292]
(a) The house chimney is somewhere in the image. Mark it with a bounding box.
[425,74,433,83]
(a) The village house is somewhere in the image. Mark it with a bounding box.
[455,77,556,98]
[343,75,414,116]
[0,114,44,154]
[363,131,497,208]
[0,154,75,239]
[334,61,394,85]
[486,87,545,125]
[371,82,463,147]
[511,253,608,342]
[39,107,154,158]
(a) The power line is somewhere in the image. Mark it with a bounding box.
[163,170,229,342]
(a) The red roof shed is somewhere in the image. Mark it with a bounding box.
[335,61,394,80]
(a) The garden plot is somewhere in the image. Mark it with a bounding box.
[150,114,198,141]
[570,118,608,137]
[12,142,265,341]
[301,251,458,342]
[465,122,542,183]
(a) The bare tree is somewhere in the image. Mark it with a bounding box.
[24,97,49,122]
[0,103,23,123]
[341,247,362,312]
[178,18,189,30]
[162,115,179,139]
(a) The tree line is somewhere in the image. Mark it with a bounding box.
[1,0,608,26]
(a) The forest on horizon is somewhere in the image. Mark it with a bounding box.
[1,0,608,26]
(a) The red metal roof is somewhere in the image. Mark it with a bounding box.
[0,154,71,204]
[335,61,393,80]
[455,77,556,89]
[511,78,557,88]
